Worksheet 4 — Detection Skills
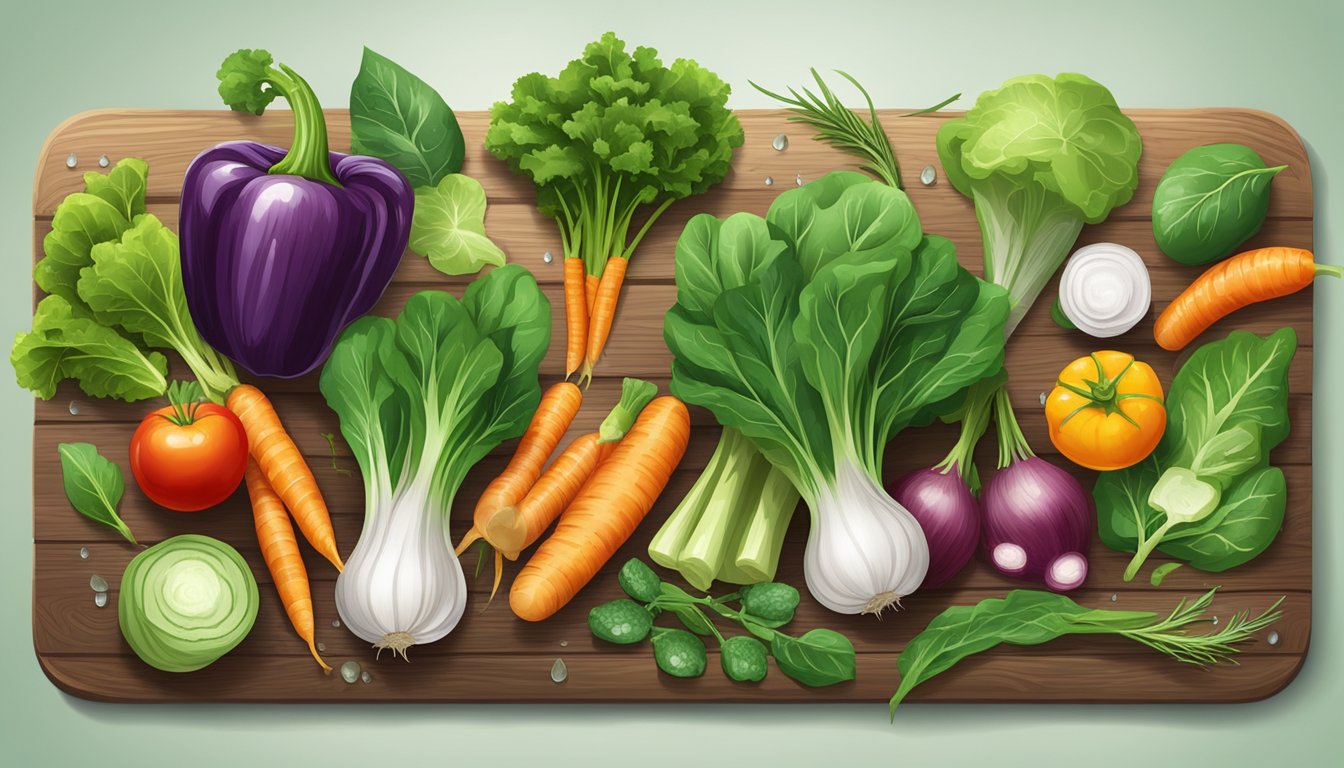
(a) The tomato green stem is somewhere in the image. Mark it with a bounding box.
[160,380,205,426]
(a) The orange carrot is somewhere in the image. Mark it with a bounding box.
[510,396,690,622]
[579,254,629,384]
[485,433,615,562]
[245,460,330,672]
[458,382,583,558]
[227,384,343,571]
[1154,247,1341,351]
[564,257,589,378]
[585,273,600,316]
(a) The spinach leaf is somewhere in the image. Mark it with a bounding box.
[350,47,464,188]
[1093,329,1295,579]
[1152,143,1285,265]
[409,174,506,276]
[770,628,856,687]
[57,443,137,544]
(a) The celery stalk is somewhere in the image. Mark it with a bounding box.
[679,443,769,590]
[729,466,800,583]
[648,428,735,571]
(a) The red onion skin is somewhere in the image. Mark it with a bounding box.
[981,456,1094,591]
[889,467,980,588]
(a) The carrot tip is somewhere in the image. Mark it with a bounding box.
[310,641,333,673]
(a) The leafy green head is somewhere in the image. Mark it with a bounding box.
[484,31,743,219]
[937,73,1142,225]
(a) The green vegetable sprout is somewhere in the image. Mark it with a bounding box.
[588,559,856,686]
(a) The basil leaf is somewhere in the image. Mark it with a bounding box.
[770,628,855,687]
[1152,143,1285,266]
[409,175,506,276]
[57,443,137,545]
[350,47,464,187]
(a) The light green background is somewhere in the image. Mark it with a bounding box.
[2,0,1338,765]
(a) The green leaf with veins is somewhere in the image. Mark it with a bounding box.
[1152,143,1285,265]
[351,47,464,187]
[409,175,506,276]
[58,442,137,544]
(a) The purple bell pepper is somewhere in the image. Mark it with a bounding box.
[180,50,413,378]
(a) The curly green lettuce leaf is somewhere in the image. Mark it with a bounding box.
[409,175,506,276]
[12,295,168,401]
[936,73,1142,333]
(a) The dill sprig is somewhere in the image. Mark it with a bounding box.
[751,69,958,190]
[1111,589,1285,666]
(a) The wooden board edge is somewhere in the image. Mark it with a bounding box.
[31,651,1308,705]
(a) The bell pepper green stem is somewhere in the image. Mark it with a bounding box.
[261,63,342,188]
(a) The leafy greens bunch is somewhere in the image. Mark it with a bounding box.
[662,172,1010,616]
[1094,329,1296,581]
[486,32,742,271]
[13,159,238,403]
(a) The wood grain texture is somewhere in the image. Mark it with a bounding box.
[29,108,1312,705]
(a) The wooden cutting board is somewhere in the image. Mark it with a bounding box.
[30,108,1312,704]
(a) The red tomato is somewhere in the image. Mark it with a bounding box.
[130,402,248,511]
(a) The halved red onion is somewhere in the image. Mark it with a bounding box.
[982,456,1094,592]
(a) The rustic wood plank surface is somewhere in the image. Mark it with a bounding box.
[30,108,1312,705]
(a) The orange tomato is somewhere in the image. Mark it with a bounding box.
[1045,351,1166,471]
[130,400,248,512]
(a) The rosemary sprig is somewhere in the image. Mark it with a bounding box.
[750,69,958,190]
[1111,589,1285,665]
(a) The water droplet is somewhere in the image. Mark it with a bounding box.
[559,640,568,648]
[360,671,372,684]
[1110,594,1118,602]
[94,592,107,608]
[68,401,81,415]
[316,642,325,652]
[1267,630,1280,646]
[919,165,937,186]
[1039,392,1047,406]
[764,176,773,187]
[550,658,568,684]
[331,619,341,628]
[1211,615,1219,626]
[98,154,110,168]
[340,661,361,684]
[79,547,89,560]
[771,133,789,152]
[89,574,108,593]
[542,250,554,264]
[795,174,803,187]
[65,153,77,169]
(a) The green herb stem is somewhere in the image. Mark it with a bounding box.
[992,387,1034,468]
[935,380,995,492]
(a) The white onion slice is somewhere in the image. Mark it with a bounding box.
[1058,243,1151,338]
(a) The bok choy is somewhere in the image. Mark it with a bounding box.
[662,172,1010,614]
[319,266,550,656]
